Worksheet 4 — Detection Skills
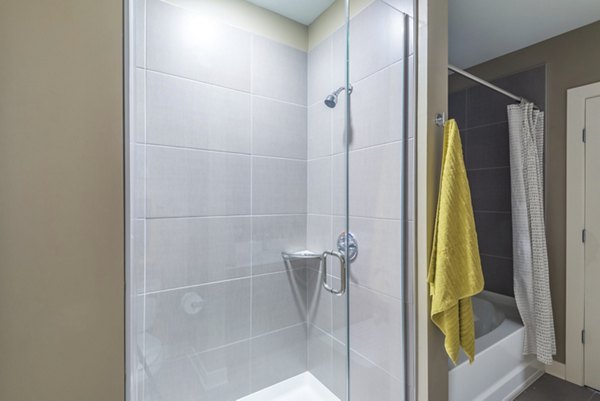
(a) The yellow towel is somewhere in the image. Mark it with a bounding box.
[428,119,484,364]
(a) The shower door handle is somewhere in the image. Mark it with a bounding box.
[321,250,346,296]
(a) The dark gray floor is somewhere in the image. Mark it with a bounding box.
[516,374,600,401]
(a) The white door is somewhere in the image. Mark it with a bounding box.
[584,95,600,391]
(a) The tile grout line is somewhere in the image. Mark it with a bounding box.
[328,34,336,393]
[249,32,254,393]
[141,1,148,398]
[144,67,308,108]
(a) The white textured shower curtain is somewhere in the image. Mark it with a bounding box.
[508,102,556,364]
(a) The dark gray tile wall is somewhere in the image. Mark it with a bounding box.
[448,66,546,297]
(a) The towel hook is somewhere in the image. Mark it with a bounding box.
[435,112,446,127]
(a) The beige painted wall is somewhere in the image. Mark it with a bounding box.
[0,1,124,400]
[449,21,600,364]
[416,0,448,399]
[308,0,375,50]
[165,0,308,51]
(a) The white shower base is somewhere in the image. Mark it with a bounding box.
[238,372,340,401]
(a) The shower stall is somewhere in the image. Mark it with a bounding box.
[126,0,415,400]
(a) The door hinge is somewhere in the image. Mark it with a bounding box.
[582,329,586,344]
[582,229,587,243]
[583,127,587,143]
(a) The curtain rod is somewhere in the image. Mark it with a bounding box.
[448,64,535,106]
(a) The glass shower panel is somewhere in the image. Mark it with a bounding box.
[127,0,412,400]
[326,1,413,399]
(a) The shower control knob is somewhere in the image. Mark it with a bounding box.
[181,292,204,315]
[337,232,358,262]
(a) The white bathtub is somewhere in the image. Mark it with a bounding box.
[448,291,544,401]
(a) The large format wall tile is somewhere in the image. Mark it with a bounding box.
[252,35,307,105]
[134,0,146,68]
[250,324,307,392]
[467,167,512,212]
[480,255,515,296]
[145,217,252,291]
[449,66,545,297]
[146,71,251,153]
[145,278,251,359]
[251,157,307,215]
[145,340,251,401]
[308,324,334,391]
[345,217,403,299]
[308,158,332,215]
[308,38,332,106]
[464,122,510,169]
[132,220,145,296]
[347,143,402,219]
[190,341,251,401]
[146,0,251,91]
[340,1,405,82]
[252,215,307,275]
[381,0,414,16]
[341,346,404,401]
[133,144,146,219]
[474,211,513,258]
[333,342,405,401]
[137,1,414,397]
[307,214,333,255]
[307,268,333,332]
[307,102,333,159]
[343,62,405,150]
[146,146,251,217]
[252,97,307,159]
[346,284,404,380]
[144,356,205,401]
[134,68,146,143]
[251,269,307,336]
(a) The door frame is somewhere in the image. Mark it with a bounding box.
[565,81,600,385]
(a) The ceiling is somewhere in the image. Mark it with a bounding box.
[245,0,335,25]
[450,0,600,68]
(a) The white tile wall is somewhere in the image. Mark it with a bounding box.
[146,146,251,217]
[252,35,307,106]
[345,0,405,82]
[134,0,146,68]
[307,268,333,332]
[146,71,251,153]
[348,142,403,219]
[145,217,252,291]
[145,278,252,358]
[305,2,411,399]
[133,1,413,400]
[308,158,332,215]
[307,102,333,159]
[250,324,308,392]
[251,157,307,215]
[307,38,333,106]
[252,97,306,159]
[252,215,307,275]
[251,269,307,336]
[146,0,251,91]
[346,217,403,299]
[342,61,405,150]
[308,324,334,390]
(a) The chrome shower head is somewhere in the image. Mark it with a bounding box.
[324,85,353,108]
[324,93,338,108]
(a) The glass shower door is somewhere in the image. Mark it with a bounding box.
[312,1,413,400]
[126,0,412,400]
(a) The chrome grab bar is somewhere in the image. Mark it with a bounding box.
[321,250,346,296]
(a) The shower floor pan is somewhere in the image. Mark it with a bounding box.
[238,372,340,401]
